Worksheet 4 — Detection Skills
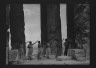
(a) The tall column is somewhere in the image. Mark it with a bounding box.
[41,4,47,46]
[6,4,10,64]
[6,4,10,48]
[9,4,26,53]
[41,4,48,55]
[67,3,76,48]
[47,4,62,56]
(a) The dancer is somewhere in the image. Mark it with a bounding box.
[18,42,24,61]
[27,41,38,60]
[37,41,43,60]
[46,42,51,59]
[64,39,70,56]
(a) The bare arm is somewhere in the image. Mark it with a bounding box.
[32,40,38,45]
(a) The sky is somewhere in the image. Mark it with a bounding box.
[23,4,41,43]
[23,4,67,43]
[60,4,67,42]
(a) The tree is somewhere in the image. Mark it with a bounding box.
[74,3,90,49]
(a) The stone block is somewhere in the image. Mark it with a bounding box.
[57,56,72,61]
[67,49,75,56]
[68,49,86,61]
[75,53,85,57]
[68,49,85,56]
[74,49,85,54]
[9,50,19,61]
[77,57,86,61]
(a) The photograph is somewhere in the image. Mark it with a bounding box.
[6,1,90,65]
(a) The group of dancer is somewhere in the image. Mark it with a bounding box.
[27,41,51,60]
[18,39,71,61]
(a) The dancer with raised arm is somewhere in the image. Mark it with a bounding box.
[27,41,38,60]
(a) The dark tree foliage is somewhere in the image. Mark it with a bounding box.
[74,3,90,48]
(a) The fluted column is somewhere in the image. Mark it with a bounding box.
[6,4,10,64]
[41,4,48,46]
[6,4,10,47]
[47,4,62,56]
[41,4,48,55]
[9,4,25,53]
[67,3,76,48]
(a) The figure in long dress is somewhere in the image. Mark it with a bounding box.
[37,41,43,60]
[64,39,70,56]
[27,41,38,60]
[46,42,51,59]
[17,42,24,61]
[20,43,24,60]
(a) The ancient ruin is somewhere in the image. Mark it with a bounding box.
[5,2,90,64]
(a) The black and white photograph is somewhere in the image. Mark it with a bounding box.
[6,0,90,65]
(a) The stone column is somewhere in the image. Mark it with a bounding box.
[67,3,76,48]
[47,4,62,56]
[41,4,47,55]
[6,4,10,64]
[6,4,10,47]
[9,4,26,54]
[41,4,47,45]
